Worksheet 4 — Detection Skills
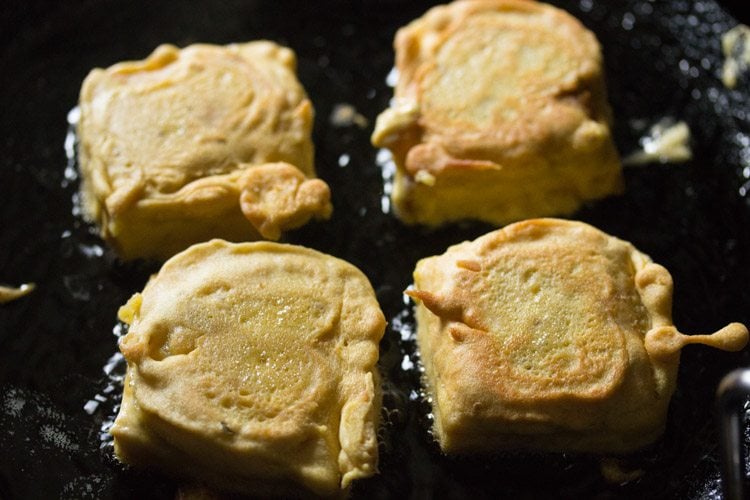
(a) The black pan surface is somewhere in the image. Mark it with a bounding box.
[1,1,749,498]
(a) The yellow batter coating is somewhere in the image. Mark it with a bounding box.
[407,219,748,453]
[372,0,622,226]
[111,240,385,496]
[78,42,331,260]
[0,283,35,304]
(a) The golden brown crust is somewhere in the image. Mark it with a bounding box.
[78,42,331,260]
[111,240,385,496]
[409,218,748,453]
[372,0,622,226]
[239,163,333,240]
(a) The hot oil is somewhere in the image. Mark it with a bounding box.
[0,386,114,498]
[734,131,750,199]
[50,106,157,496]
[4,1,749,498]
[84,323,127,450]
[376,149,396,215]
[62,110,130,441]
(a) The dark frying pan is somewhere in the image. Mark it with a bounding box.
[1,1,749,498]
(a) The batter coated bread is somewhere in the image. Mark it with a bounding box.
[372,0,622,226]
[111,240,385,496]
[78,42,331,260]
[407,219,748,453]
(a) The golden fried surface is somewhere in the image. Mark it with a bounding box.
[0,283,35,304]
[78,42,331,260]
[408,219,748,453]
[372,0,622,226]
[111,240,385,496]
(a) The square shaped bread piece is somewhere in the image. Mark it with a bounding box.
[372,0,623,226]
[111,240,385,496]
[407,219,747,454]
[78,42,331,260]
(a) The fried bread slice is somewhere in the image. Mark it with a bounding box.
[407,219,748,453]
[372,0,622,226]
[111,240,385,496]
[78,42,331,260]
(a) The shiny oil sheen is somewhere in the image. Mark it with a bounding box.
[1,1,749,498]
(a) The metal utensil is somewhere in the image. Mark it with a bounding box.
[717,368,750,500]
